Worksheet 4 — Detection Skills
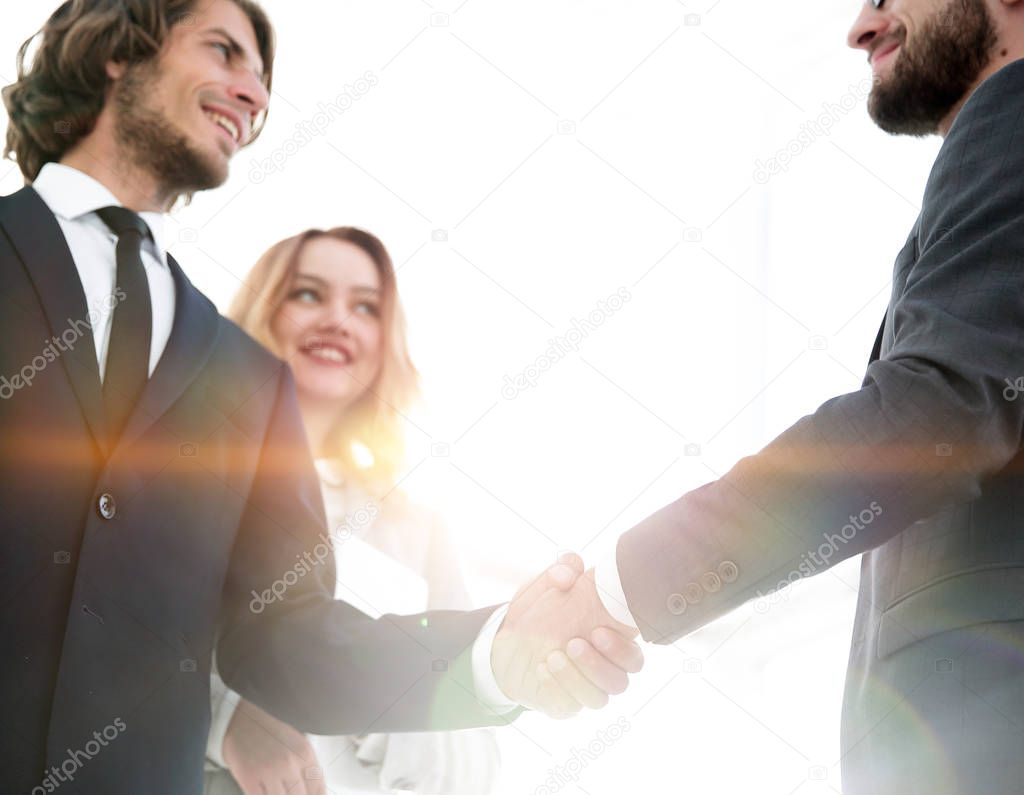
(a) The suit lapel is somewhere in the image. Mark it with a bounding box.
[0,186,110,456]
[111,253,220,455]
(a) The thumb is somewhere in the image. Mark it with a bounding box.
[557,551,584,577]
[511,552,584,606]
[547,551,584,591]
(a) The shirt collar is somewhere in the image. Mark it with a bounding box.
[32,162,169,266]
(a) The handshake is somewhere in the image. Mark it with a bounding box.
[490,553,644,718]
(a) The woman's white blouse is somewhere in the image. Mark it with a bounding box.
[206,459,500,795]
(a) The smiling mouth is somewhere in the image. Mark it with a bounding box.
[872,42,901,69]
[301,343,353,366]
[202,108,241,145]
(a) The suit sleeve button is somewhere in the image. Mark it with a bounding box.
[97,493,116,520]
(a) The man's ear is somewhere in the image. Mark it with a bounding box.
[105,61,127,80]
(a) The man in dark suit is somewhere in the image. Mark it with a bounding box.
[0,2,643,793]
[533,1,1024,792]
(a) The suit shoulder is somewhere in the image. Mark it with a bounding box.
[199,315,295,425]
[956,59,1024,124]
[216,314,286,372]
[924,61,1024,215]
[0,184,39,225]
[941,60,1024,154]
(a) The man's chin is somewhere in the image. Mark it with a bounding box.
[206,160,231,189]
[181,151,231,192]
[867,83,944,137]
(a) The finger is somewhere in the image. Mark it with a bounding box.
[546,649,610,710]
[545,554,583,591]
[231,772,262,795]
[512,560,580,604]
[293,739,325,795]
[283,766,314,795]
[266,777,289,795]
[301,760,327,795]
[233,768,278,795]
[564,637,630,695]
[535,660,584,718]
[591,627,645,674]
[267,760,303,795]
[556,551,584,576]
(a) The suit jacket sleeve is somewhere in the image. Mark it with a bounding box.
[615,63,1024,643]
[215,367,515,734]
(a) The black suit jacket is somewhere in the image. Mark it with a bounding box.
[614,60,1024,792]
[0,186,508,794]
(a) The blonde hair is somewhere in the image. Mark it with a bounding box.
[228,228,419,491]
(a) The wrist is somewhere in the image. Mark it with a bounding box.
[584,567,636,637]
[475,605,518,710]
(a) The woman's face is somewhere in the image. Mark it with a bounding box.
[270,236,384,410]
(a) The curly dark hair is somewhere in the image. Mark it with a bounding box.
[2,0,275,182]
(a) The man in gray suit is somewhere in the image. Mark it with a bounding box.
[528,1,1024,791]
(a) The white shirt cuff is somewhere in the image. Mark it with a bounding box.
[595,547,639,630]
[207,673,242,768]
[470,604,519,713]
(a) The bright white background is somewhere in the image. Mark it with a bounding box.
[1,1,943,793]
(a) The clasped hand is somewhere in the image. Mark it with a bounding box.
[491,553,643,718]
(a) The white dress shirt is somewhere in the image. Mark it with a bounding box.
[595,552,639,628]
[208,463,502,794]
[31,162,175,380]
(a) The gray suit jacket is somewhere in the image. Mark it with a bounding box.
[615,59,1024,793]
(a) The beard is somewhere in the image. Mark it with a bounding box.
[869,0,997,136]
[112,63,228,200]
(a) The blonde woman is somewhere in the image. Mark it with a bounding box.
[204,228,500,795]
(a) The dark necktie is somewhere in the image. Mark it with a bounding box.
[96,206,153,443]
